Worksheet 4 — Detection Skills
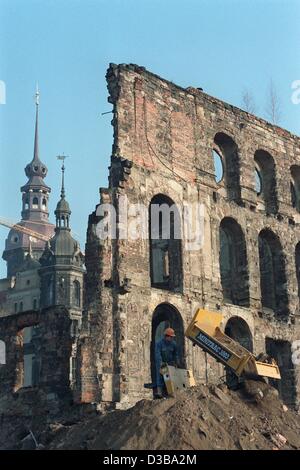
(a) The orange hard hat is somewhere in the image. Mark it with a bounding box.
[164,327,176,337]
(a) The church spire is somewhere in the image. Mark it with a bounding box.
[60,158,66,199]
[23,86,48,182]
[21,86,51,222]
[3,86,55,278]
[55,156,71,232]
[39,154,84,311]
[33,84,40,163]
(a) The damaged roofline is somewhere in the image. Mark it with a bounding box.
[108,62,300,142]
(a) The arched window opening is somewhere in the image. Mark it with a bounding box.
[42,198,47,211]
[290,165,300,212]
[212,149,224,183]
[11,234,19,244]
[213,133,241,203]
[225,317,253,389]
[46,275,54,307]
[254,150,278,214]
[258,229,288,315]
[21,326,41,388]
[259,236,275,309]
[24,199,29,210]
[32,197,39,209]
[73,280,81,307]
[225,317,253,351]
[219,218,249,306]
[149,194,182,292]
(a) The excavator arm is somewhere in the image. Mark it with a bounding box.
[185,309,281,380]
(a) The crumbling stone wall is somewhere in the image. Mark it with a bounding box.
[82,63,300,410]
[0,306,74,415]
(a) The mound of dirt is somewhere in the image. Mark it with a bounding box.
[43,381,300,450]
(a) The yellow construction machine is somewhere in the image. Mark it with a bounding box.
[151,308,280,398]
[185,308,281,381]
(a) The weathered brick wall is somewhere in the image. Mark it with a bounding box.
[0,307,73,413]
[76,193,118,407]
[83,63,300,410]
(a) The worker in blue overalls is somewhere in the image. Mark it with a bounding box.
[155,327,179,398]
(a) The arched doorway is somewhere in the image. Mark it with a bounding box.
[224,316,253,388]
[150,303,185,387]
[266,338,297,407]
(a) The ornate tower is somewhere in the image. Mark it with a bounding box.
[39,159,85,322]
[2,87,55,277]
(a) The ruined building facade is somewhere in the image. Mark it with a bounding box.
[79,64,300,410]
[1,64,300,419]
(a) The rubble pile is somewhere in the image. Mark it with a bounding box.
[1,381,300,450]
[46,381,300,450]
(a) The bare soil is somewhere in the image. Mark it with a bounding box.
[42,381,300,450]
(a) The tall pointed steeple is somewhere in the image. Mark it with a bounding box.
[33,84,40,162]
[2,87,55,278]
[21,86,51,222]
[60,158,65,199]
[55,156,71,232]
[39,157,85,313]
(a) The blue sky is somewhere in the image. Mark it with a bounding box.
[0,0,300,278]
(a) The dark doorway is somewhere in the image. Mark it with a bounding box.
[15,325,41,390]
[150,303,185,387]
[266,338,297,407]
[225,317,253,388]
